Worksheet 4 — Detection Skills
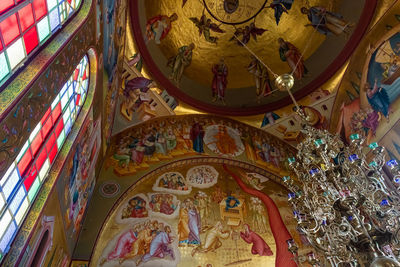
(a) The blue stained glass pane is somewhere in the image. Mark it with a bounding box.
[64,118,71,135]
[9,186,25,214]
[49,8,60,32]
[2,169,20,201]
[0,222,16,253]
[0,53,9,83]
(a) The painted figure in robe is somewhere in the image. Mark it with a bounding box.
[247,56,273,101]
[211,58,228,104]
[146,13,178,44]
[191,221,230,256]
[278,38,307,80]
[301,6,353,36]
[190,119,205,153]
[240,224,273,256]
[178,198,201,246]
[167,43,195,85]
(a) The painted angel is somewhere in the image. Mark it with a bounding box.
[230,23,267,46]
[189,15,225,44]
[268,0,294,25]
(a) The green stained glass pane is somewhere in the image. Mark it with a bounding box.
[0,53,9,82]
[57,130,65,148]
[27,177,40,202]
[37,17,50,43]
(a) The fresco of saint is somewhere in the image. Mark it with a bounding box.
[301,6,353,36]
[247,56,273,101]
[278,38,307,80]
[190,119,205,153]
[211,58,228,104]
[167,43,195,85]
[146,13,178,44]
[178,198,201,246]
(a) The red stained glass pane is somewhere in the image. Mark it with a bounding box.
[23,27,39,55]
[75,94,80,105]
[33,0,47,21]
[23,166,37,191]
[0,40,3,51]
[45,133,55,152]
[35,148,47,170]
[73,69,79,81]
[30,131,43,156]
[0,14,20,46]
[49,144,57,164]
[0,0,14,15]
[41,116,53,139]
[55,119,64,138]
[52,102,61,122]
[41,107,51,125]
[82,70,87,81]
[19,4,35,32]
[18,149,32,176]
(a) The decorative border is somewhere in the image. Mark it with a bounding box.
[1,48,97,267]
[89,156,285,263]
[130,0,378,115]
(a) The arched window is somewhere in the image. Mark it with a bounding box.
[0,0,82,86]
[0,54,89,259]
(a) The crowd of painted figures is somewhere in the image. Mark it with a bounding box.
[110,117,294,174]
[100,168,276,266]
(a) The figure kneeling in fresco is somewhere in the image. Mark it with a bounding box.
[240,224,273,256]
[136,225,175,265]
[191,221,231,257]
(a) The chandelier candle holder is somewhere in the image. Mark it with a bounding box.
[283,118,400,267]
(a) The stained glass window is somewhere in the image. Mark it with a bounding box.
[0,55,89,259]
[0,0,82,85]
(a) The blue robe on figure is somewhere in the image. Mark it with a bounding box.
[270,0,294,25]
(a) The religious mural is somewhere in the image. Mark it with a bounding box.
[107,115,296,177]
[335,29,400,144]
[91,162,311,266]
[103,0,128,146]
[56,111,101,252]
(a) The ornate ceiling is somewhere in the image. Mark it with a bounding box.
[130,0,377,115]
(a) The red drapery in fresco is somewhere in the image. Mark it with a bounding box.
[223,164,297,267]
